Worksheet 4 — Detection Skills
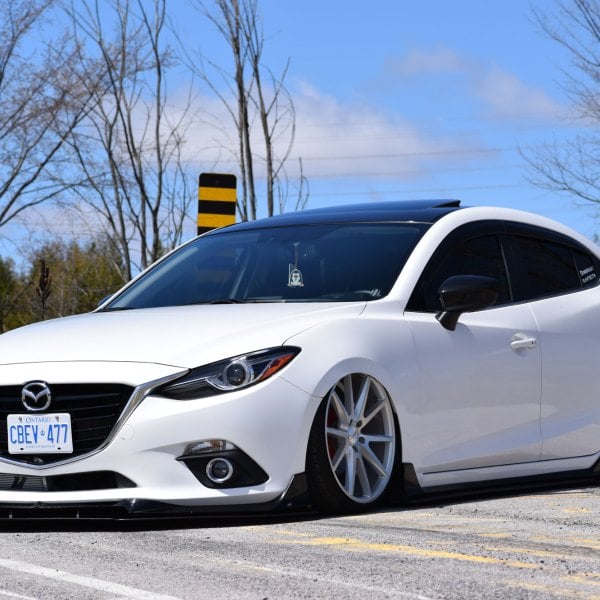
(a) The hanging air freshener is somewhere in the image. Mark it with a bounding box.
[288,242,304,287]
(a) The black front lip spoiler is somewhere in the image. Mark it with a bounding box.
[0,474,312,521]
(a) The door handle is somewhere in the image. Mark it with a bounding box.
[510,334,537,351]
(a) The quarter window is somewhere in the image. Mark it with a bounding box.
[513,237,582,300]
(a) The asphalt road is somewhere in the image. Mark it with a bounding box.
[0,483,599,600]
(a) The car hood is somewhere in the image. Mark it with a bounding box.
[0,303,364,368]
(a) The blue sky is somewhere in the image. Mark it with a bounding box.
[6,0,596,258]
[174,0,596,238]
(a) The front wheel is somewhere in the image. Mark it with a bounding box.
[306,373,397,513]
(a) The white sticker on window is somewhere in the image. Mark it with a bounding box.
[580,266,596,284]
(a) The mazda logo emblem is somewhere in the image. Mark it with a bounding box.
[21,381,52,412]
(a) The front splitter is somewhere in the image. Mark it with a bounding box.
[0,473,311,521]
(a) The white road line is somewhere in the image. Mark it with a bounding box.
[0,558,183,600]
[0,591,39,600]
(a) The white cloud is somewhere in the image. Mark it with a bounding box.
[178,82,474,182]
[475,67,562,119]
[168,56,565,189]
[384,48,468,78]
[379,47,563,121]
[288,81,467,179]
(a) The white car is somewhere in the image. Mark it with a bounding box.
[0,200,599,517]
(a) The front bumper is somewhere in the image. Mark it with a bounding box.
[0,373,320,516]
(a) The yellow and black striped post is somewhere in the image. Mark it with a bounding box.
[197,173,237,235]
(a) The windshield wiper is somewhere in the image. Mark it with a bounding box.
[99,306,136,312]
[206,297,288,304]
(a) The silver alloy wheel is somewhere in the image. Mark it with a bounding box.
[324,374,396,503]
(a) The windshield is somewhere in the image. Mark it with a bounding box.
[103,222,429,309]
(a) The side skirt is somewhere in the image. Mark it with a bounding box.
[398,459,600,506]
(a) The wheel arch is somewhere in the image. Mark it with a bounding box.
[283,314,422,483]
[298,356,412,449]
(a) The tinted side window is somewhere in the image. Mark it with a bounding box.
[408,234,511,312]
[513,237,580,300]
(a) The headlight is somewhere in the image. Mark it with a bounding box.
[154,346,300,399]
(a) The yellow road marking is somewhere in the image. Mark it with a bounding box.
[485,545,575,559]
[274,536,538,569]
[563,574,600,586]
[570,538,600,549]
[530,535,600,550]
[270,529,313,538]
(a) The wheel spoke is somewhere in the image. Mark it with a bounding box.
[327,431,349,470]
[331,445,348,471]
[344,448,356,496]
[342,374,354,418]
[358,443,389,478]
[361,433,394,445]
[330,389,350,427]
[361,397,386,428]
[326,426,347,440]
[355,453,372,498]
[353,375,371,422]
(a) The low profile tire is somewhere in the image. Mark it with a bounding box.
[306,373,397,513]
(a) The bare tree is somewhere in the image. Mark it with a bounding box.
[188,0,304,220]
[526,0,600,204]
[64,0,195,280]
[277,157,310,214]
[35,258,52,320]
[0,1,99,228]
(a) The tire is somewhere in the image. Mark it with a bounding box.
[306,373,397,513]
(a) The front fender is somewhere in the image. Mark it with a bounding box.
[281,306,423,464]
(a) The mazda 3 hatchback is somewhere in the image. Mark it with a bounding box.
[0,199,599,517]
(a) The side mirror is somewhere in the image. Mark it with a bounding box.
[436,275,500,331]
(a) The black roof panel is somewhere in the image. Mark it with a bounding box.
[209,199,462,234]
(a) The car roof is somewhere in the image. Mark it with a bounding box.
[208,199,462,234]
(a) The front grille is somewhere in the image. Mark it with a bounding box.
[0,384,134,465]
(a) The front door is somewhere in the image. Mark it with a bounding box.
[407,306,541,473]
[404,225,542,475]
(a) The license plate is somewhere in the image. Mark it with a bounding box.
[7,413,73,454]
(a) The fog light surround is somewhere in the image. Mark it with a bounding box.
[206,457,234,483]
[177,448,269,489]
